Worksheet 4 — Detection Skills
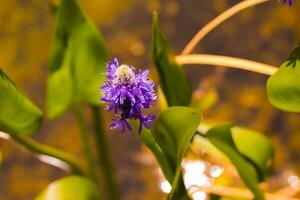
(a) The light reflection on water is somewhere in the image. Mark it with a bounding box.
[158,158,224,200]
[156,157,300,199]
[160,180,172,194]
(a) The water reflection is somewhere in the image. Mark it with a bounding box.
[158,158,224,199]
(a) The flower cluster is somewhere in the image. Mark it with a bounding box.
[100,58,156,133]
[280,0,293,6]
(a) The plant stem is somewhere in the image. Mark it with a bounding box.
[9,133,84,175]
[74,103,96,181]
[181,0,271,55]
[91,106,120,200]
[176,54,277,75]
[138,129,174,182]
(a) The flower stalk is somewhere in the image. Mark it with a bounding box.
[8,133,84,175]
[74,103,97,181]
[91,105,120,200]
[138,128,174,182]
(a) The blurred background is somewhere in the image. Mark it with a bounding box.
[0,0,300,199]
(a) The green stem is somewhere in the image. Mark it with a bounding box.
[138,128,174,183]
[167,166,188,200]
[74,104,96,181]
[91,106,120,200]
[10,134,84,175]
[138,128,190,199]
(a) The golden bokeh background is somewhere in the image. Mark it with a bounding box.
[0,0,300,199]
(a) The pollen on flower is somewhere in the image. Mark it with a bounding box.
[113,64,135,85]
[100,58,156,133]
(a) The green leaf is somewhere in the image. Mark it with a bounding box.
[47,0,108,118]
[198,122,274,181]
[153,107,201,199]
[138,124,174,183]
[0,69,42,135]
[154,107,201,167]
[231,127,273,180]
[151,12,192,107]
[35,176,102,200]
[267,45,300,112]
[205,125,265,200]
[47,47,74,118]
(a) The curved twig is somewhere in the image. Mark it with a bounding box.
[181,0,271,55]
[176,54,277,75]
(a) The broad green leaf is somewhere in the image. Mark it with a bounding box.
[47,0,107,118]
[267,45,300,112]
[153,107,201,199]
[0,69,42,135]
[47,46,73,118]
[231,127,273,180]
[151,13,192,107]
[205,125,264,200]
[154,107,201,167]
[192,134,228,161]
[198,122,274,181]
[35,176,102,200]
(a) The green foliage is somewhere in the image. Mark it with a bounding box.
[231,127,274,180]
[0,69,42,135]
[197,122,273,177]
[35,176,102,200]
[138,126,174,183]
[47,0,108,118]
[267,45,300,112]
[153,107,201,199]
[197,123,274,198]
[205,125,267,200]
[151,13,192,107]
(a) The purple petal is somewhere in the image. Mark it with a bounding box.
[110,118,132,133]
[138,115,156,133]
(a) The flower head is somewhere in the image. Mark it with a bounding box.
[101,58,156,133]
[280,0,293,6]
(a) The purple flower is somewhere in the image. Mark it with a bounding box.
[101,58,156,133]
[280,0,293,6]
